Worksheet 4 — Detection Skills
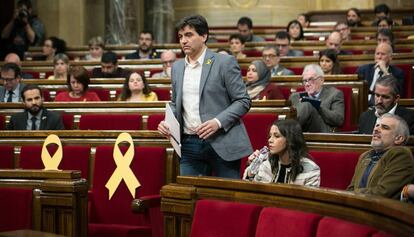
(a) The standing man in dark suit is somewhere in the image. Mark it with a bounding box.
[356,43,405,106]
[289,64,344,132]
[158,15,253,178]
[358,75,414,135]
[7,84,64,130]
[0,63,26,102]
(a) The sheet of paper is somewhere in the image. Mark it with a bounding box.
[165,103,181,157]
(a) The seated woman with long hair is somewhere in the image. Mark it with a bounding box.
[243,119,320,187]
[246,60,284,100]
[55,66,100,102]
[318,49,342,75]
[286,20,304,41]
[48,53,69,80]
[118,72,158,101]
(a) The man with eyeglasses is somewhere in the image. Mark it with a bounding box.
[275,31,304,57]
[153,50,176,78]
[0,63,26,102]
[289,64,344,132]
[358,75,414,135]
[261,45,294,76]
[335,22,351,41]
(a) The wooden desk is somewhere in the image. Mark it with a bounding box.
[0,230,65,237]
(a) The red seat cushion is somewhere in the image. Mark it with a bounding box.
[79,114,142,130]
[0,115,5,130]
[147,114,165,130]
[309,150,360,190]
[19,145,90,179]
[0,187,32,231]
[89,146,166,236]
[62,114,74,130]
[336,86,355,131]
[316,217,376,237]
[190,199,262,237]
[0,145,14,169]
[152,88,171,101]
[89,89,111,101]
[255,207,322,237]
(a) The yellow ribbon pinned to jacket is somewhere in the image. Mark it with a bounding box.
[41,134,63,171]
[105,132,140,200]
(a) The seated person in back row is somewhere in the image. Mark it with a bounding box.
[289,64,344,132]
[152,50,176,78]
[55,66,100,102]
[261,45,294,76]
[243,119,320,187]
[0,62,26,102]
[275,31,304,57]
[91,51,130,78]
[118,72,158,101]
[358,75,414,135]
[348,114,414,200]
[246,60,284,100]
[8,84,64,130]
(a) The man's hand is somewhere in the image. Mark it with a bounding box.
[375,60,388,74]
[196,119,220,139]
[157,121,171,137]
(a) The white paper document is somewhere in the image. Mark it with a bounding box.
[165,103,181,157]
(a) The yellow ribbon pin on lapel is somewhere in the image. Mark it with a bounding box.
[105,132,140,200]
[41,134,63,171]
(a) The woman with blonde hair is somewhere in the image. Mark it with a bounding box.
[47,53,70,80]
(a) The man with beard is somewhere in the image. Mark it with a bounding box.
[125,30,160,60]
[91,51,130,78]
[348,114,414,199]
[0,63,26,102]
[358,75,414,135]
[7,84,64,130]
[346,8,363,27]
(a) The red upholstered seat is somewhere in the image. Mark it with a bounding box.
[79,114,142,130]
[288,67,303,75]
[19,145,90,179]
[0,187,32,231]
[336,86,355,131]
[0,114,5,130]
[152,88,171,101]
[309,150,360,190]
[190,199,262,237]
[241,113,278,175]
[243,49,262,57]
[255,207,322,237]
[396,64,413,98]
[316,217,376,237]
[42,88,51,102]
[62,114,74,129]
[89,88,111,101]
[342,66,358,74]
[147,114,165,130]
[89,146,166,237]
[0,145,14,169]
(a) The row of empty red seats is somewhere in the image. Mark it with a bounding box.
[190,199,392,237]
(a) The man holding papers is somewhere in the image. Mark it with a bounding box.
[158,15,252,178]
[289,64,344,132]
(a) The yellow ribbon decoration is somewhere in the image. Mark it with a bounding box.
[41,134,63,171]
[105,132,140,200]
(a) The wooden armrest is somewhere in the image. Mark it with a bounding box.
[131,194,161,213]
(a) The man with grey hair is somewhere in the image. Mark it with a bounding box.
[348,113,414,199]
[358,75,414,134]
[152,50,176,78]
[356,43,405,106]
[261,45,294,76]
[289,64,344,132]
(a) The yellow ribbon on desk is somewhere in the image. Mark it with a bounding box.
[105,132,141,200]
[41,134,63,171]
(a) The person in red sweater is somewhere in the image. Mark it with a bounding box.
[246,60,284,100]
[55,66,100,102]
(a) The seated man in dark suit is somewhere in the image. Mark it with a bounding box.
[289,64,344,132]
[356,43,404,106]
[275,31,304,57]
[125,30,160,59]
[0,62,26,102]
[358,75,414,135]
[7,84,64,130]
[91,51,130,78]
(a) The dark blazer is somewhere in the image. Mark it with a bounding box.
[91,67,130,78]
[170,48,253,161]
[125,49,160,60]
[0,83,26,102]
[358,106,414,135]
[356,63,405,97]
[7,109,65,130]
